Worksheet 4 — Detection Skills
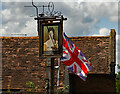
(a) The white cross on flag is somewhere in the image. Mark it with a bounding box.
[60,33,93,81]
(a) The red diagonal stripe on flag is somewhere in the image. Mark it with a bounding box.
[62,37,88,75]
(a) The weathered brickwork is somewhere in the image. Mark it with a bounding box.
[69,36,110,73]
[1,37,65,92]
[0,38,2,90]
[2,37,44,92]
[1,30,116,93]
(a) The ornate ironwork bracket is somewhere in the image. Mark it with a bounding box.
[45,2,61,17]
[31,1,62,18]
[24,0,66,20]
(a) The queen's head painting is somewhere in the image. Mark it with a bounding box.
[44,27,58,53]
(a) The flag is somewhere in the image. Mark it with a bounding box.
[60,33,93,81]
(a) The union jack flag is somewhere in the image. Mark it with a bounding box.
[60,33,93,81]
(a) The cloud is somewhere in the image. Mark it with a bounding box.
[92,27,110,36]
[2,9,11,22]
[54,2,118,36]
[1,0,118,2]
[109,16,118,22]
[1,2,118,37]
[21,20,38,36]
[99,28,110,35]
[0,2,2,29]
[1,2,37,36]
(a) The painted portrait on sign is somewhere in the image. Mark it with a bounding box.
[43,25,59,55]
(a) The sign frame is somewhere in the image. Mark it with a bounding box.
[39,18,63,58]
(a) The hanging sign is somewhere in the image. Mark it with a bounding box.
[39,17,64,57]
[31,1,67,57]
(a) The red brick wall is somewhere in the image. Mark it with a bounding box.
[2,37,65,92]
[0,38,2,90]
[1,31,115,93]
[2,37,44,92]
[70,36,110,73]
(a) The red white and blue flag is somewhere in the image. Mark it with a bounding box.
[60,33,93,81]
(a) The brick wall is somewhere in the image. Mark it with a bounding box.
[68,29,116,93]
[1,29,116,93]
[1,37,65,92]
[0,38,2,91]
[69,36,110,73]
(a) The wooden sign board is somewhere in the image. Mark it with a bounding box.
[39,18,63,57]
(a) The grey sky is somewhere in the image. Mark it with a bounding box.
[0,2,118,36]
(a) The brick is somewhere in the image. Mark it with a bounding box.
[1,34,114,92]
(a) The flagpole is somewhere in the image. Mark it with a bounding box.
[57,58,60,94]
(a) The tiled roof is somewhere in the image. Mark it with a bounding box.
[1,35,111,74]
[70,36,110,73]
[1,30,116,90]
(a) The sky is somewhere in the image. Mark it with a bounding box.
[0,0,119,73]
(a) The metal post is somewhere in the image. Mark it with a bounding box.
[46,58,54,94]
[51,58,54,94]
[46,58,51,94]
[57,58,60,94]
[64,67,69,92]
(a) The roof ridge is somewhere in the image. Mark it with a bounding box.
[69,35,110,38]
[0,36,39,39]
[0,35,110,39]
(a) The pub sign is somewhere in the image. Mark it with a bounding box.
[39,17,64,57]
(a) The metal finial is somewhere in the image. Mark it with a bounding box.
[32,0,38,18]
[48,2,54,14]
